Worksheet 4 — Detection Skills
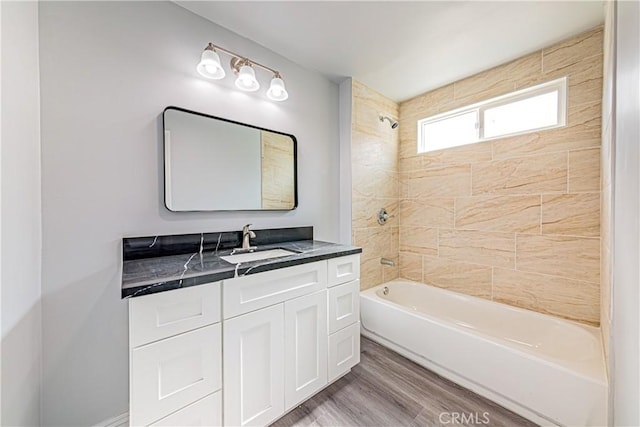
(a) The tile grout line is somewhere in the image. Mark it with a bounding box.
[566,150,570,193]
[505,266,601,286]
[515,231,601,240]
[469,164,473,198]
[453,197,457,231]
[491,266,495,300]
[489,141,602,162]
[539,194,543,235]
[514,232,518,272]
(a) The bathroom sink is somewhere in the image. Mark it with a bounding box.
[220,248,298,264]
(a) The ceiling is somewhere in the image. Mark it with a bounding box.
[177,1,604,102]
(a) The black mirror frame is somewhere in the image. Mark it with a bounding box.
[162,106,298,213]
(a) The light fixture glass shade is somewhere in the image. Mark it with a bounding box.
[267,76,289,101]
[196,49,225,79]
[235,65,260,92]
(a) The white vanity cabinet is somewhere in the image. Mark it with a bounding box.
[129,282,222,427]
[325,253,362,381]
[129,254,360,427]
[222,261,329,426]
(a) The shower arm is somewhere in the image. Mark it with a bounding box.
[378,114,399,129]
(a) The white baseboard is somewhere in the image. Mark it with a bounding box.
[94,412,129,427]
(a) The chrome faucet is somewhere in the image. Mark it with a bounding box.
[241,224,257,251]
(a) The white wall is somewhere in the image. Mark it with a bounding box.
[0,0,3,418]
[338,79,353,245]
[611,0,640,425]
[0,1,43,426]
[38,1,340,425]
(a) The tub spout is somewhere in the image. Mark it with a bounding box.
[381,258,395,267]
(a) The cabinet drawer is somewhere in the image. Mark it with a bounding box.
[130,324,222,426]
[223,261,327,319]
[150,391,222,427]
[129,282,221,347]
[328,322,361,382]
[328,280,360,334]
[327,255,360,287]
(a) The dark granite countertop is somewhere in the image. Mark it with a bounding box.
[122,239,361,298]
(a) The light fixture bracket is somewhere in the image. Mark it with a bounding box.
[230,57,249,74]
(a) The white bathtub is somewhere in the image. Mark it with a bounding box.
[360,280,607,427]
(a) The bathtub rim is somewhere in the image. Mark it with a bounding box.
[361,279,606,386]
[364,279,601,332]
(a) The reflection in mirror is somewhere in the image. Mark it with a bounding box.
[260,132,295,209]
[163,107,297,211]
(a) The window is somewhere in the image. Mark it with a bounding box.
[417,77,567,153]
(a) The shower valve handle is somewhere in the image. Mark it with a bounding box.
[377,208,395,225]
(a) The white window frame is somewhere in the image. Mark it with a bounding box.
[417,77,568,153]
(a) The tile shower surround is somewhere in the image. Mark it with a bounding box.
[353,27,603,325]
[351,80,401,290]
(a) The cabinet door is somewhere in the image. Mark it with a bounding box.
[130,324,222,426]
[328,322,361,382]
[223,304,285,427]
[328,279,360,334]
[284,290,328,410]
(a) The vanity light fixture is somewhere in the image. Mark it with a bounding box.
[196,46,225,80]
[196,42,289,101]
[233,58,260,92]
[267,74,289,101]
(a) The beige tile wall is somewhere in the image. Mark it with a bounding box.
[351,80,400,290]
[397,27,604,325]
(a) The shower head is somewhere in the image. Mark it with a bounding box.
[379,114,399,129]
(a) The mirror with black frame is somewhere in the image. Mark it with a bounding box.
[163,107,297,212]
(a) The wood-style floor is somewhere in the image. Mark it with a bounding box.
[271,337,538,427]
